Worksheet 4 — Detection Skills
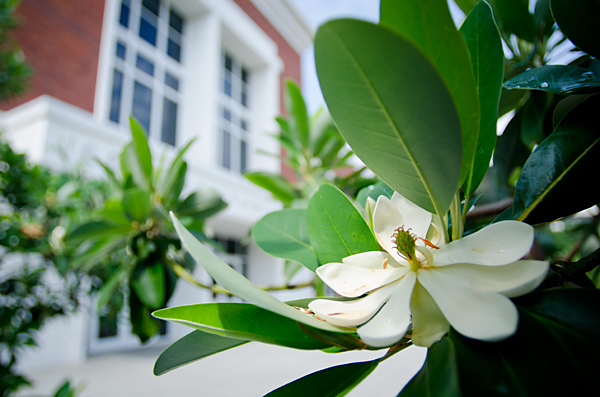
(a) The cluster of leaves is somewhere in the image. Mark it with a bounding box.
[151,0,600,395]
[0,0,30,101]
[245,80,375,209]
[67,118,227,342]
[0,137,110,397]
[247,80,377,288]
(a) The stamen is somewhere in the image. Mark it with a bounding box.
[383,258,389,269]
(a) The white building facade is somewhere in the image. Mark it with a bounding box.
[0,0,313,371]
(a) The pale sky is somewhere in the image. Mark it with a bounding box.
[287,0,466,114]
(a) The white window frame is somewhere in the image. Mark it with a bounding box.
[219,50,252,173]
[100,0,185,145]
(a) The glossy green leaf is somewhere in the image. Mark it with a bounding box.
[170,212,351,333]
[307,185,379,265]
[174,189,227,219]
[96,266,129,309]
[460,1,504,197]
[315,20,463,215]
[356,180,394,208]
[519,91,549,149]
[285,79,310,150]
[154,330,247,376]
[310,107,337,157]
[67,220,130,243]
[398,337,461,396]
[265,359,379,397]
[380,0,480,188]
[153,303,330,349]
[491,111,530,194]
[71,236,128,270]
[491,0,536,42]
[244,172,296,206]
[504,65,600,94]
[534,0,555,37]
[130,290,159,342]
[454,0,479,15]
[513,95,600,224]
[122,188,152,222]
[131,260,166,310]
[128,117,153,189]
[498,88,529,117]
[252,209,319,272]
[451,289,600,395]
[551,0,600,58]
[158,139,194,208]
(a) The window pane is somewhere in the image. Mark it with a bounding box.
[109,69,123,123]
[223,108,231,122]
[222,130,231,169]
[241,84,248,107]
[241,140,247,173]
[139,17,157,46]
[241,67,248,83]
[119,1,130,28]
[116,42,126,59]
[224,54,232,71]
[165,72,179,91]
[98,315,118,338]
[161,98,177,146]
[132,81,152,134]
[241,119,247,131]
[136,54,155,76]
[170,9,183,33]
[224,72,231,96]
[142,0,160,15]
[167,39,181,62]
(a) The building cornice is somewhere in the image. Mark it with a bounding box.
[250,0,313,54]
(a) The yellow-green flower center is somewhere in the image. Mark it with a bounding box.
[392,227,421,271]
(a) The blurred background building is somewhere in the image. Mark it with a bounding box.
[0,0,313,372]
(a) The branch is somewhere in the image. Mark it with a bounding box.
[169,262,314,297]
[540,248,600,289]
[466,197,513,221]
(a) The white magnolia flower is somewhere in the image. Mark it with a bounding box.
[308,193,549,348]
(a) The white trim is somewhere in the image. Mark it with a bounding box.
[250,0,313,54]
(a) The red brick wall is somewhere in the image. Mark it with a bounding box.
[232,0,302,179]
[232,0,302,115]
[0,0,105,112]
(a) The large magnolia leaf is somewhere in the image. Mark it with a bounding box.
[265,359,380,397]
[170,212,351,333]
[460,1,504,198]
[492,0,537,42]
[131,260,166,310]
[315,20,463,216]
[398,337,461,396]
[153,303,330,350]
[307,185,379,265]
[244,172,297,206]
[154,330,247,376]
[252,209,319,272]
[380,0,480,188]
[285,79,310,150]
[451,289,600,395]
[504,65,600,95]
[551,0,600,58]
[513,95,600,224]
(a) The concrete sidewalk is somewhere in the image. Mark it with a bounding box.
[17,342,427,396]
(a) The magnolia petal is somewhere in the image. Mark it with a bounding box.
[428,214,446,248]
[308,282,397,327]
[373,196,405,259]
[435,260,549,298]
[365,197,376,231]
[317,263,409,297]
[410,281,449,347]
[390,192,432,238]
[434,221,534,267]
[357,272,417,347]
[342,251,407,269]
[418,269,518,342]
